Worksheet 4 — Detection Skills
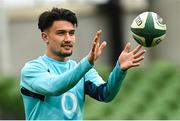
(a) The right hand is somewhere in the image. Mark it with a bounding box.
[118,42,146,70]
[87,30,107,64]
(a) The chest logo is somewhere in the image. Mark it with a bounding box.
[61,92,77,114]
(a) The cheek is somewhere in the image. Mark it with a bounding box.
[49,35,63,45]
[49,40,61,49]
[72,37,76,44]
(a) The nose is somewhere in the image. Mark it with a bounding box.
[64,33,72,41]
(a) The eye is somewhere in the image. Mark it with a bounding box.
[57,30,66,35]
[69,30,75,36]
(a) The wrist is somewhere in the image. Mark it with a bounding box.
[118,61,128,71]
[87,56,94,65]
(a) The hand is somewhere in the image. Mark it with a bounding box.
[119,42,146,70]
[88,30,107,64]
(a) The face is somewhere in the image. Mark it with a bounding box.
[42,20,76,61]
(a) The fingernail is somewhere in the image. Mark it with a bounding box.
[98,29,102,32]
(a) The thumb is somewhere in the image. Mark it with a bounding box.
[99,41,107,51]
[123,42,131,52]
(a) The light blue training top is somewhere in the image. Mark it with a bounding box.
[20,55,127,120]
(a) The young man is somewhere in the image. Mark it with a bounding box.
[20,8,146,120]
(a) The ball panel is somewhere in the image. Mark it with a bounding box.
[152,34,166,47]
[152,12,167,30]
[131,12,148,29]
[144,12,154,33]
[132,33,146,46]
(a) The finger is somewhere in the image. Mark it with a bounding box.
[94,30,102,43]
[132,45,142,55]
[92,33,99,49]
[92,30,100,43]
[92,38,100,54]
[131,63,140,67]
[97,30,102,36]
[123,42,131,52]
[133,56,144,63]
[91,41,96,53]
[93,34,98,43]
[134,50,146,59]
[99,41,107,51]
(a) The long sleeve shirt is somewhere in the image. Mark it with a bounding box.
[20,55,127,120]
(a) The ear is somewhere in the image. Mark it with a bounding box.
[41,32,49,44]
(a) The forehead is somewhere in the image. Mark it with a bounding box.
[51,20,75,31]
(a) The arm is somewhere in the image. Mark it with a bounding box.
[21,57,93,96]
[85,63,127,102]
[85,42,146,102]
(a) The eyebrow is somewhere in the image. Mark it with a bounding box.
[56,29,75,32]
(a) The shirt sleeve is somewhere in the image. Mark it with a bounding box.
[20,57,93,96]
[85,62,127,102]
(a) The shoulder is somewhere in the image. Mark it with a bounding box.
[21,56,48,74]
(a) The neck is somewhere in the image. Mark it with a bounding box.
[46,50,69,62]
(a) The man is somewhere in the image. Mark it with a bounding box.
[20,7,146,120]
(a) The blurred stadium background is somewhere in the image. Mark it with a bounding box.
[0,0,180,119]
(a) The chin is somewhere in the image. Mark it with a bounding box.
[60,51,73,57]
[53,50,72,58]
[63,53,72,57]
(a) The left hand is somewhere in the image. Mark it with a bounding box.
[119,42,146,71]
[88,30,107,64]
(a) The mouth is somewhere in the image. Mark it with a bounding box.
[61,44,73,50]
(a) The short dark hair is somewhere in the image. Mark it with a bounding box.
[38,8,78,32]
